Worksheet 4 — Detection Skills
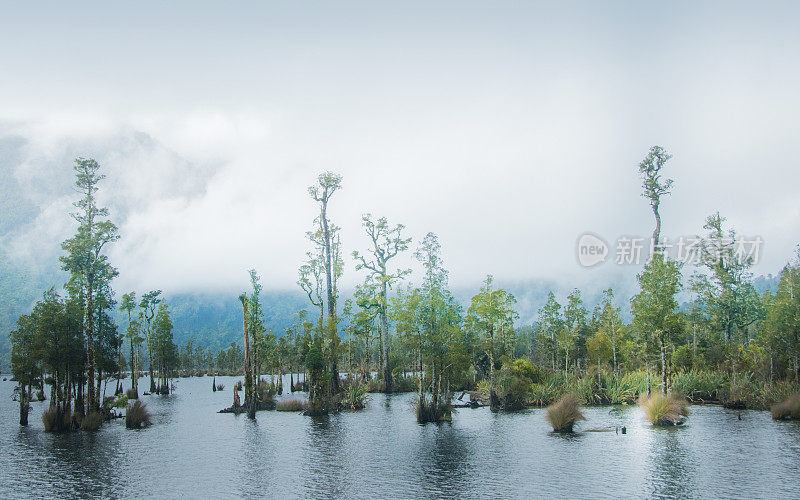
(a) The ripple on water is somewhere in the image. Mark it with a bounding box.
[0,377,798,499]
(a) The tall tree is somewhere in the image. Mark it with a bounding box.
[638,146,673,249]
[60,157,119,413]
[353,214,412,392]
[308,171,344,396]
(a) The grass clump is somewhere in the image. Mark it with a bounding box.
[81,411,103,431]
[125,388,138,400]
[125,400,151,429]
[545,393,585,433]
[42,407,73,433]
[639,392,689,426]
[415,394,452,423]
[771,393,800,420]
[276,398,309,412]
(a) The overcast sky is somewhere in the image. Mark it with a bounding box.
[1,1,799,296]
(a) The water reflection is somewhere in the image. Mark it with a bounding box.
[1,376,798,498]
[647,427,693,499]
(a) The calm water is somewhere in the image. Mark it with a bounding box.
[1,375,799,499]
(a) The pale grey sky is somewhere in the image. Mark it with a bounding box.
[1,1,798,295]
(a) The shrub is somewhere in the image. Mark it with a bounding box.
[216,383,225,391]
[771,393,800,420]
[545,393,585,433]
[496,372,531,410]
[671,370,725,402]
[125,400,151,429]
[112,395,129,409]
[125,388,138,400]
[276,398,309,412]
[81,411,103,431]
[639,392,689,426]
[346,383,367,410]
[530,376,562,407]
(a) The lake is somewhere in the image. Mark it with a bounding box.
[1,375,798,499]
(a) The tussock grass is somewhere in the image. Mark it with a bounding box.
[215,383,225,391]
[276,398,309,412]
[545,393,586,433]
[125,400,151,429]
[125,388,138,399]
[42,407,72,432]
[771,393,800,420]
[639,392,689,426]
[81,411,103,431]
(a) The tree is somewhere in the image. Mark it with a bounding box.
[631,254,684,394]
[537,292,564,370]
[466,275,517,411]
[307,171,344,405]
[60,157,119,413]
[139,290,162,393]
[638,145,673,249]
[562,289,589,372]
[353,214,412,392]
[11,307,39,425]
[414,232,461,423]
[693,212,764,346]
[596,289,623,373]
[760,251,800,380]
[152,303,178,394]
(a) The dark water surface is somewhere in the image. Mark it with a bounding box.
[1,375,798,499]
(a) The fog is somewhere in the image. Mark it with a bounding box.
[1,1,798,296]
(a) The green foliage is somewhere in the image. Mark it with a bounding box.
[345,383,367,410]
[671,370,726,402]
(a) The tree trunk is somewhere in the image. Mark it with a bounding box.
[19,389,29,426]
[240,297,253,413]
[85,288,97,413]
[488,346,499,412]
[652,204,661,251]
[381,281,392,393]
